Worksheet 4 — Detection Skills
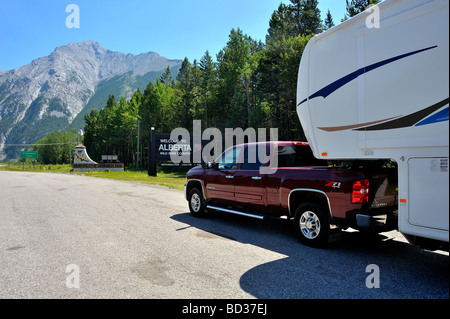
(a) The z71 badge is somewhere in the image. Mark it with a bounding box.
[325,181,341,189]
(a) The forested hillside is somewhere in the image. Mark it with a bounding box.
[35,0,379,166]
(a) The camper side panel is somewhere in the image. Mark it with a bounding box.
[297,0,449,159]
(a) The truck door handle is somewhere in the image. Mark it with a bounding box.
[226,175,234,179]
[252,176,262,180]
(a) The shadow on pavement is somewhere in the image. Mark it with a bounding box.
[171,211,449,299]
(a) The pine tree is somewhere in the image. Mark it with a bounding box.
[105,94,116,109]
[160,66,174,87]
[217,28,253,128]
[346,0,380,18]
[83,109,99,159]
[199,51,217,128]
[289,0,322,36]
[324,9,335,30]
[267,3,294,43]
[176,57,194,129]
[301,0,323,35]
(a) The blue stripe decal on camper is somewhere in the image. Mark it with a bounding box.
[297,45,438,107]
[353,98,449,131]
[318,98,449,132]
[415,106,449,127]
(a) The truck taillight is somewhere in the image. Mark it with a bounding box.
[352,179,369,203]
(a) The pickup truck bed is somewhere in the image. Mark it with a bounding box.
[185,142,398,246]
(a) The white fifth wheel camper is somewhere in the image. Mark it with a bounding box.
[297,0,449,249]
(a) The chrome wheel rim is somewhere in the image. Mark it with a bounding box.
[299,211,321,239]
[191,193,201,212]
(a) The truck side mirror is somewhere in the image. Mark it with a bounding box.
[201,157,212,169]
[207,162,218,169]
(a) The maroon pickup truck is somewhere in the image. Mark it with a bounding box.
[185,141,398,246]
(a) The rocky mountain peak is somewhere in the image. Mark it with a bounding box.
[0,41,182,160]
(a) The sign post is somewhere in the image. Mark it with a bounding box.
[20,151,38,170]
[148,127,157,177]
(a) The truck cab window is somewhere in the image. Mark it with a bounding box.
[217,147,242,170]
[277,145,327,167]
[241,145,263,170]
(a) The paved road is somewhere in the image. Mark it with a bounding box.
[0,171,448,299]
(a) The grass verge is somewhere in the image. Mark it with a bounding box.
[0,163,187,191]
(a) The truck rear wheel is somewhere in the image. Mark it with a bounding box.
[293,203,329,247]
[188,188,207,217]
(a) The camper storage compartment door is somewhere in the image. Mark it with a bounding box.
[408,157,449,232]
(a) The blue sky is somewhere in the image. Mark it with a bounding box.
[0,0,347,71]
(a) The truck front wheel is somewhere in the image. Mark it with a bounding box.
[293,203,329,247]
[188,188,207,217]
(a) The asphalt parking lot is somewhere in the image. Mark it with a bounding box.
[1,171,448,301]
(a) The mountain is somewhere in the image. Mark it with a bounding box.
[0,41,182,160]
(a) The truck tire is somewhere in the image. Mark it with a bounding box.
[188,188,207,217]
[293,202,329,247]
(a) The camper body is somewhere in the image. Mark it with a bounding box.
[297,0,449,249]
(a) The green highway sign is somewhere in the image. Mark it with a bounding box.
[20,151,38,159]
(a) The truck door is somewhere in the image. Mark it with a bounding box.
[233,144,266,211]
[205,146,242,205]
